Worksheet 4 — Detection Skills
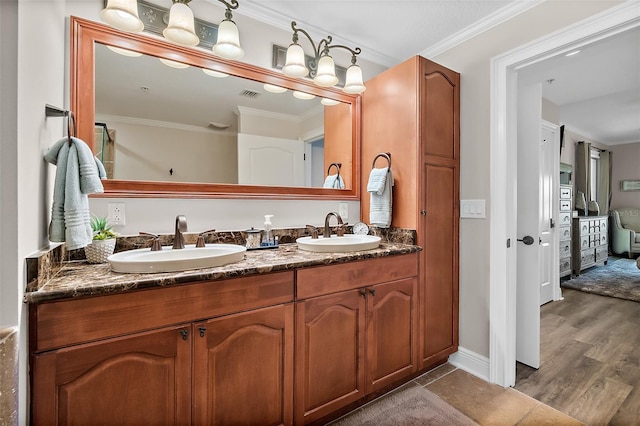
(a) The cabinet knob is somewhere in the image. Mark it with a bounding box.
[199,326,207,337]
[179,329,189,341]
[368,288,376,296]
[359,289,367,299]
[421,210,427,216]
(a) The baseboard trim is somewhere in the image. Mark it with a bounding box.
[448,347,490,382]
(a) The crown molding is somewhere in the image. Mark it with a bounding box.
[420,0,544,58]
[95,114,236,136]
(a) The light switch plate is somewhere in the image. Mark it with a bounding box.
[460,199,486,219]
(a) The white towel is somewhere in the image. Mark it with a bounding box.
[323,174,345,189]
[367,167,388,195]
[368,168,394,228]
[45,137,104,250]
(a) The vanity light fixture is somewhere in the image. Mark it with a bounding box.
[282,21,365,94]
[163,0,200,47]
[263,83,288,94]
[101,0,244,58]
[293,91,315,100]
[212,0,244,60]
[100,0,144,33]
[202,69,229,78]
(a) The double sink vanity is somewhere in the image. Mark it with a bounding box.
[27,221,421,425]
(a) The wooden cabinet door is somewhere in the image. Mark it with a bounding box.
[421,161,459,368]
[295,290,366,425]
[31,325,192,426]
[193,304,294,426]
[366,277,418,393]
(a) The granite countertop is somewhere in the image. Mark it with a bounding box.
[25,242,421,304]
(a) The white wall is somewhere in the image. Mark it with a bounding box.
[96,117,238,183]
[430,0,623,358]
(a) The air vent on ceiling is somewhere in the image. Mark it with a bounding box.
[239,89,261,98]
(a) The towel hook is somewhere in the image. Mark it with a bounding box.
[327,162,342,176]
[372,152,391,169]
[67,111,76,146]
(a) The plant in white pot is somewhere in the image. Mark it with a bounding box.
[85,216,118,263]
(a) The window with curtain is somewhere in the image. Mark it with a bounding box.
[590,149,600,202]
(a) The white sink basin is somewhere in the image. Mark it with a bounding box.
[108,244,246,273]
[296,234,381,253]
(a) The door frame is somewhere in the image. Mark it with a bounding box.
[489,2,640,387]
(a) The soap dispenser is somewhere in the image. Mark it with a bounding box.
[263,215,274,246]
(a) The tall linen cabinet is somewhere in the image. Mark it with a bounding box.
[361,55,460,369]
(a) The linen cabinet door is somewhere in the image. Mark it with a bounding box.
[366,277,418,393]
[295,290,366,425]
[192,304,294,426]
[31,325,192,426]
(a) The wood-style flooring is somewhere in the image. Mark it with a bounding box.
[515,288,640,425]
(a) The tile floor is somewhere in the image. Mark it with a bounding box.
[332,363,584,425]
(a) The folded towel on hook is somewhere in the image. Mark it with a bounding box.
[45,137,104,250]
[323,174,345,189]
[367,166,389,195]
[368,167,394,228]
[95,156,107,179]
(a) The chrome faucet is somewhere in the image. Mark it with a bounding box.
[173,215,188,249]
[323,212,344,238]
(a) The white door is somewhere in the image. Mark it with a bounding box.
[539,121,560,305]
[237,134,305,186]
[515,82,541,369]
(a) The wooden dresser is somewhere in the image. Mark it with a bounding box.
[572,215,608,275]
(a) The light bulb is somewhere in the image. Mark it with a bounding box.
[293,91,315,100]
[321,98,340,106]
[212,19,244,60]
[202,69,229,78]
[343,64,366,94]
[106,45,142,57]
[159,58,189,69]
[100,0,144,33]
[163,2,199,47]
[264,84,288,94]
[314,54,339,87]
[282,43,308,78]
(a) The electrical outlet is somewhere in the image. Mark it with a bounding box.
[108,203,126,226]
[338,202,349,221]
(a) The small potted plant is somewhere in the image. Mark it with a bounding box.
[85,215,118,263]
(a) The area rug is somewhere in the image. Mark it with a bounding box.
[330,385,477,426]
[561,257,640,303]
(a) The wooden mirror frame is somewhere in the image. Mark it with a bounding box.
[71,16,361,200]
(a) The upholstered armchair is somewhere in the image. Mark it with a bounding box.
[611,208,640,258]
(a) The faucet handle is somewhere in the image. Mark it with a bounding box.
[305,225,319,239]
[139,232,162,251]
[196,229,216,247]
[336,222,349,237]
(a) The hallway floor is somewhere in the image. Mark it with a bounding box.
[332,363,582,425]
[515,288,640,425]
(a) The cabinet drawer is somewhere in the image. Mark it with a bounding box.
[296,253,418,299]
[579,235,590,249]
[32,271,295,352]
[560,187,572,199]
[580,249,595,266]
[559,226,571,240]
[560,257,572,275]
[600,233,608,245]
[600,219,608,233]
[560,200,572,211]
[579,221,590,235]
[596,245,608,262]
[559,212,572,226]
[559,241,571,258]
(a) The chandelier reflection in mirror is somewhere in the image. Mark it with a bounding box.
[282,21,366,94]
[100,0,243,60]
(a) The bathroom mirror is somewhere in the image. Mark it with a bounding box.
[71,17,360,199]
